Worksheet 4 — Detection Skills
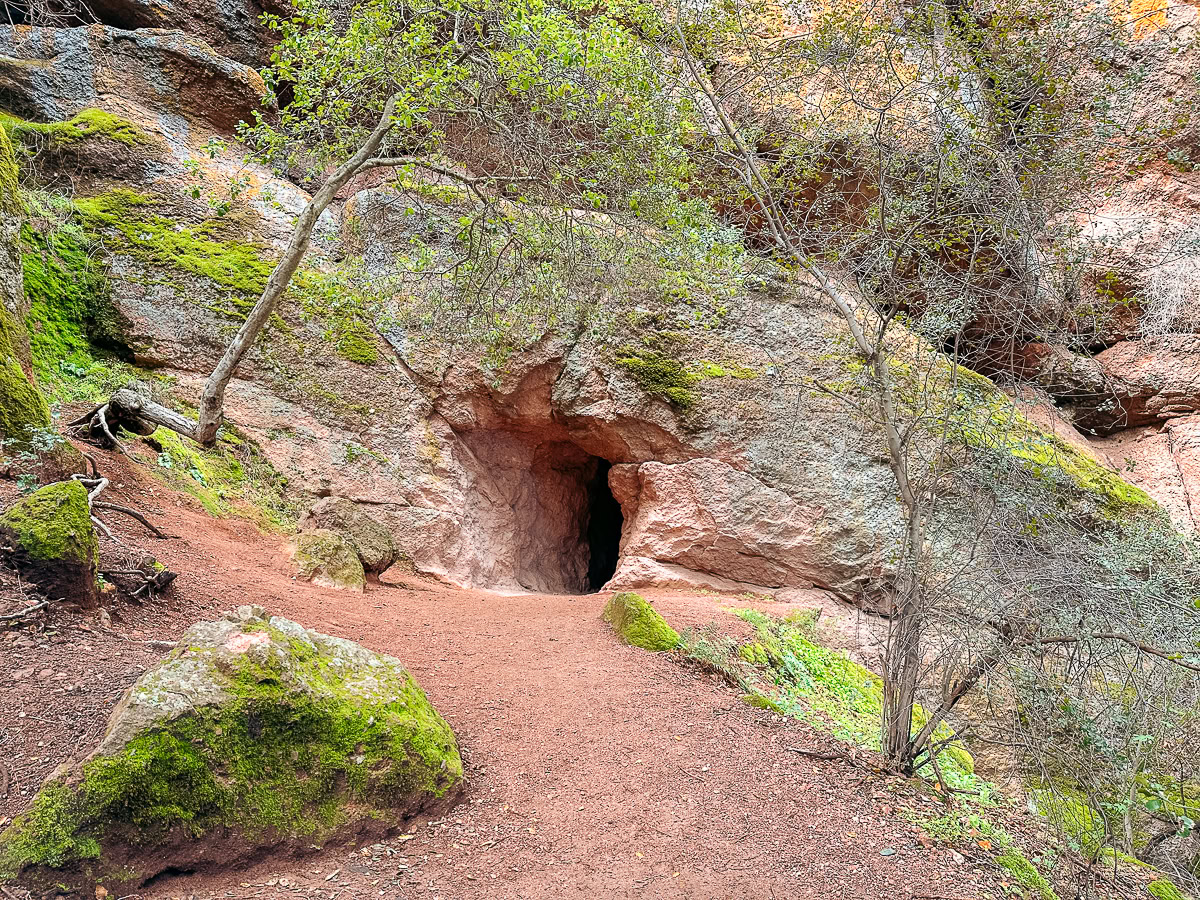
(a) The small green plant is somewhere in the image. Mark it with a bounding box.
[676,624,747,687]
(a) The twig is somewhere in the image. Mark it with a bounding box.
[0,600,48,623]
[92,502,170,538]
[91,515,118,543]
[785,747,844,761]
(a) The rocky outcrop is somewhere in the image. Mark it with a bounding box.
[299,497,398,576]
[0,25,266,132]
[292,530,366,592]
[0,605,462,892]
[0,481,98,608]
[86,0,281,66]
[608,458,872,597]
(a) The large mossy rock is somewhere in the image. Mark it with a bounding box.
[0,605,463,891]
[300,497,398,575]
[602,592,680,652]
[0,480,98,608]
[293,528,366,591]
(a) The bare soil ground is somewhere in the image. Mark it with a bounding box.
[0,445,1014,900]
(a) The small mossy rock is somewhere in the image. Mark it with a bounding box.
[0,605,463,891]
[293,529,366,592]
[602,592,680,652]
[0,481,97,608]
[299,498,397,575]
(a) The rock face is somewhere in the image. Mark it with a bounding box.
[292,530,366,592]
[299,497,398,576]
[0,25,266,131]
[85,0,282,66]
[0,605,463,891]
[0,481,98,608]
[602,592,680,652]
[0,0,1180,602]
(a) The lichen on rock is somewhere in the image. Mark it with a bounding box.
[0,480,98,607]
[293,529,366,592]
[299,497,397,575]
[0,606,463,891]
[602,592,680,651]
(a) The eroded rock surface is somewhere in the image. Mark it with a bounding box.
[293,529,366,592]
[0,605,462,892]
[300,497,398,575]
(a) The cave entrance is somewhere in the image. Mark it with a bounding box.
[585,460,623,591]
[464,432,626,594]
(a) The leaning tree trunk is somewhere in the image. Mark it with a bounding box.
[77,94,401,449]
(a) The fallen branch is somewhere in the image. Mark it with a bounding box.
[785,747,844,761]
[93,501,171,539]
[0,600,48,623]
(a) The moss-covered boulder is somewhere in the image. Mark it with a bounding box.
[0,605,463,892]
[293,529,366,591]
[299,497,398,575]
[0,481,98,608]
[602,592,680,651]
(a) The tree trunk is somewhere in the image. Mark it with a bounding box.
[193,94,400,446]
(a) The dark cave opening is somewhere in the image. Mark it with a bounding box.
[585,459,623,592]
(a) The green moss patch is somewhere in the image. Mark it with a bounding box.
[0,327,52,448]
[615,352,699,409]
[996,849,1059,900]
[0,480,98,607]
[144,426,298,531]
[0,123,19,215]
[602,592,680,651]
[0,480,96,565]
[0,610,462,887]
[21,214,135,404]
[1147,878,1187,900]
[73,191,275,309]
[2,109,150,151]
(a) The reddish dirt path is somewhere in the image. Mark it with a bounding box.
[1,447,1001,899]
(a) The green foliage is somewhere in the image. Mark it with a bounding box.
[677,624,748,686]
[1,109,150,151]
[0,481,97,566]
[0,620,461,880]
[602,592,680,652]
[1031,787,1105,858]
[250,0,691,213]
[734,609,980,790]
[145,426,299,530]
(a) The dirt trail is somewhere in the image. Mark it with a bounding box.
[1,448,1000,899]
